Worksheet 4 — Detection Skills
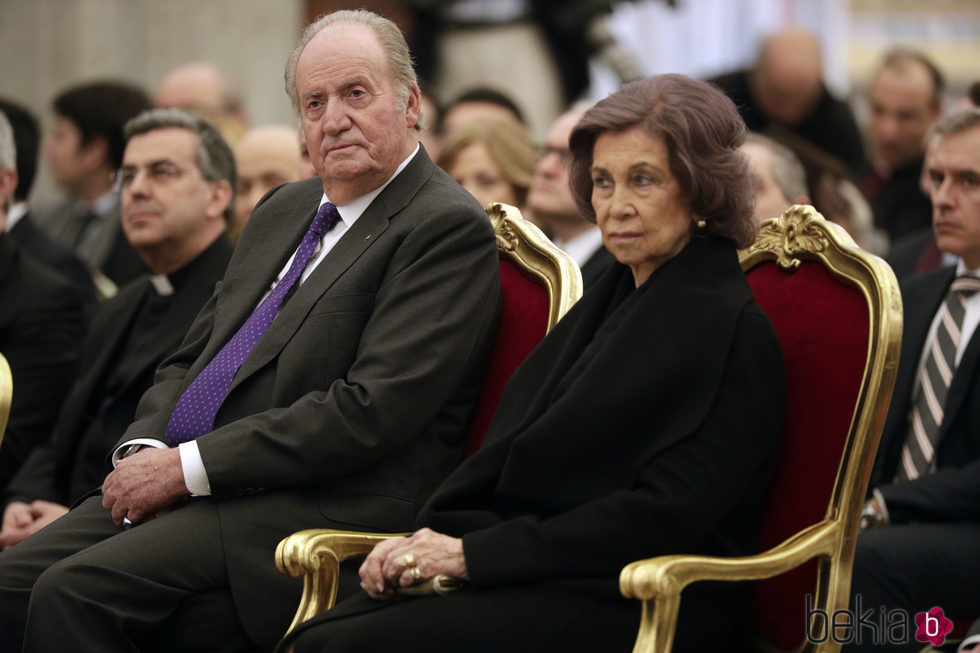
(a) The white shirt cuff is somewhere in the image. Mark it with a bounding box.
[111,438,166,466]
[178,441,212,496]
[872,487,890,525]
[959,634,980,653]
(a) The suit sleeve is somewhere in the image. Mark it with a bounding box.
[461,311,785,588]
[0,271,83,491]
[878,459,980,524]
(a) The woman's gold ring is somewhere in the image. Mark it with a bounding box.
[399,553,416,568]
[410,566,422,582]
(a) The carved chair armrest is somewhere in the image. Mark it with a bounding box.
[619,520,841,653]
[275,529,408,634]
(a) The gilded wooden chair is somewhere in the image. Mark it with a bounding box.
[275,202,582,633]
[620,205,903,652]
[0,352,11,447]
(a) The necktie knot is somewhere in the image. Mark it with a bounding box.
[310,202,341,237]
[951,275,980,297]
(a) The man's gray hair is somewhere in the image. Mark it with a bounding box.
[284,10,417,119]
[933,107,980,138]
[744,132,808,202]
[123,108,236,221]
[0,110,15,171]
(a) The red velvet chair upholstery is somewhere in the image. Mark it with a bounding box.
[274,202,582,632]
[620,206,903,653]
[464,203,581,456]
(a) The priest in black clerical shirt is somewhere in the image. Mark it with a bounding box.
[0,108,235,549]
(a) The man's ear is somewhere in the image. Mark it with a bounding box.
[79,136,110,172]
[0,167,18,204]
[205,179,233,222]
[405,82,421,130]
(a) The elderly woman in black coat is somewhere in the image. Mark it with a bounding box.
[281,73,785,653]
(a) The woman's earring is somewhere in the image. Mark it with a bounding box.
[696,219,707,229]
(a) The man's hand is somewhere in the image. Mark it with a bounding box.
[0,500,68,549]
[860,494,889,530]
[0,501,36,550]
[102,447,188,526]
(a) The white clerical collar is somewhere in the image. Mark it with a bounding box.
[149,274,175,296]
[321,144,420,224]
[4,202,28,232]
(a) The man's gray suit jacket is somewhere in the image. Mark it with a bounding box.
[117,148,502,645]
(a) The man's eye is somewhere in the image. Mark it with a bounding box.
[151,166,178,181]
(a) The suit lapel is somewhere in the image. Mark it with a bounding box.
[211,186,321,348]
[228,148,432,392]
[874,268,955,483]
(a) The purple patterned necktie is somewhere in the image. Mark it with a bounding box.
[164,202,342,445]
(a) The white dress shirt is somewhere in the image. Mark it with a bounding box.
[552,226,604,269]
[4,202,28,232]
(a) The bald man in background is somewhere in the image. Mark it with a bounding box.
[709,27,866,174]
[231,125,303,242]
[155,61,249,146]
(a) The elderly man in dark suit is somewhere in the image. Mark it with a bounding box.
[0,109,84,493]
[846,109,980,653]
[0,10,500,653]
[0,107,234,550]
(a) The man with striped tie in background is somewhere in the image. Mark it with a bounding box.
[847,108,980,652]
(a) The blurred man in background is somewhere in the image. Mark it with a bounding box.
[0,110,84,493]
[231,124,302,241]
[528,104,613,288]
[710,27,866,175]
[861,48,944,243]
[34,81,152,292]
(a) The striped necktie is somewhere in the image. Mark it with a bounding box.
[897,275,980,481]
[164,202,341,445]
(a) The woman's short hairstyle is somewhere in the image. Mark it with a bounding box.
[436,119,538,205]
[569,74,757,248]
